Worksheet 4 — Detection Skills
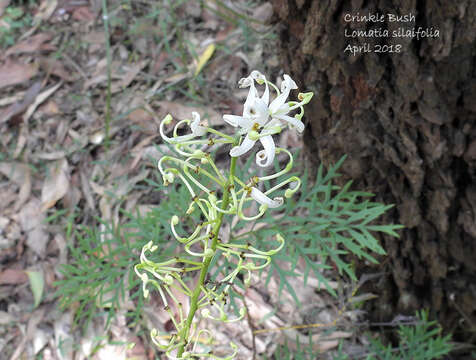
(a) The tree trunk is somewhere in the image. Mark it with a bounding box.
[272,0,476,341]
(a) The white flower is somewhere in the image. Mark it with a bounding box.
[249,187,283,208]
[160,112,206,144]
[224,71,311,167]
[190,111,207,136]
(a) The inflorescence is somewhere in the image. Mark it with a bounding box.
[135,71,313,359]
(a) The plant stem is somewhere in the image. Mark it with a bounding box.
[177,155,238,357]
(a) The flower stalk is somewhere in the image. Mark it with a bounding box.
[176,147,238,357]
[135,71,313,359]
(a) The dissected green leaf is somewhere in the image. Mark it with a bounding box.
[229,155,402,300]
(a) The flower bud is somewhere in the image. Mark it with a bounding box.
[162,114,173,125]
[163,172,174,185]
[171,215,179,225]
[163,274,174,285]
[298,91,314,104]
[201,308,211,318]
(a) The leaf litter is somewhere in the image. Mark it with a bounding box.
[0,0,361,359]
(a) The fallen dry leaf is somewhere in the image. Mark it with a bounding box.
[0,91,25,106]
[0,162,32,211]
[5,33,55,57]
[0,60,39,89]
[33,129,89,161]
[0,81,42,125]
[32,150,67,160]
[39,57,75,81]
[111,169,150,201]
[163,71,189,84]
[53,233,67,267]
[62,184,81,212]
[12,122,27,158]
[127,107,157,134]
[33,327,49,355]
[11,82,61,159]
[251,2,273,28]
[71,6,95,21]
[33,0,58,25]
[82,30,105,44]
[0,268,29,285]
[41,158,70,211]
[111,60,149,93]
[0,310,15,325]
[38,99,60,116]
[10,308,46,360]
[194,43,215,76]
[127,108,153,123]
[0,189,17,215]
[79,168,96,211]
[54,312,73,360]
[129,134,159,170]
[24,81,63,122]
[15,198,49,257]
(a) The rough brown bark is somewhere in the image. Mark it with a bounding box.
[272,0,476,341]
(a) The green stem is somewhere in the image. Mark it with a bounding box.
[177,154,238,357]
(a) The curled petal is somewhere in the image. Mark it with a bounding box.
[281,74,298,92]
[162,172,174,185]
[250,187,283,208]
[250,70,269,105]
[269,74,298,114]
[269,90,290,115]
[241,76,257,111]
[274,114,305,133]
[238,75,253,88]
[285,177,301,198]
[250,70,264,80]
[230,135,256,157]
[160,120,194,144]
[256,135,275,167]
[190,112,207,136]
[223,115,253,129]
[159,114,202,144]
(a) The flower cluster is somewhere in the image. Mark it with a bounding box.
[136,71,313,359]
[224,71,312,167]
